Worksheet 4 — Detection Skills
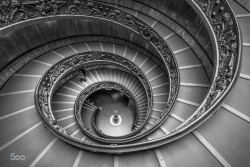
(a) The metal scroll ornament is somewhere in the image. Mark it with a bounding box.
[35,52,153,140]
[74,81,143,139]
[0,0,66,26]
[1,0,179,126]
[3,0,241,152]
[171,0,240,133]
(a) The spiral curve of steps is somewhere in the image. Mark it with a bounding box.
[0,0,249,166]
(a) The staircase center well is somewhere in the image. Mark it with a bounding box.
[87,89,136,137]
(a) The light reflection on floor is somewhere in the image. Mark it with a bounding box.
[89,90,134,137]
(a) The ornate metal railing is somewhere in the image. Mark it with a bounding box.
[15,0,242,153]
[103,0,241,153]
[169,0,241,133]
[75,81,143,141]
[91,107,99,135]
[2,0,179,134]
[35,51,156,144]
[86,0,241,146]
[128,99,138,130]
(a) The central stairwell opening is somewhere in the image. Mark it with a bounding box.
[88,89,135,137]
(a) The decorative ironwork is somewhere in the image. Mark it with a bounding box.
[35,51,153,143]
[9,0,240,152]
[74,81,142,139]
[12,0,241,153]
[1,0,241,154]
[0,0,67,26]
[85,53,152,97]
[171,0,241,133]
[1,0,179,129]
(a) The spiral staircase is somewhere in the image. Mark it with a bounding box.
[0,0,249,166]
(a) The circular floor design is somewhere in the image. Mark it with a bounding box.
[110,115,122,126]
[89,90,134,137]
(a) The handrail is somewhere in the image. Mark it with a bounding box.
[32,0,247,154]
[32,0,241,154]
[170,0,242,134]
[3,0,179,133]
[35,51,157,144]
[91,107,99,134]
[89,84,138,137]
[75,81,143,141]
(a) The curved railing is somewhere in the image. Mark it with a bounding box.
[87,0,241,139]
[7,0,241,153]
[90,82,139,137]
[85,0,242,144]
[1,0,179,133]
[75,81,143,141]
[36,51,157,144]
[91,107,99,135]
[169,0,242,133]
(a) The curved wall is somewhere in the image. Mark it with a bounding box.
[0,16,172,88]
[0,16,162,71]
[98,0,214,63]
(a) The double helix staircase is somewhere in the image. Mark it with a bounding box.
[0,0,249,166]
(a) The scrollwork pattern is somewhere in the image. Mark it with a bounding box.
[86,53,152,99]
[31,0,240,152]
[74,81,142,138]
[171,0,240,133]
[4,0,240,149]
[0,0,68,27]
[0,0,35,26]
[36,52,153,139]
[1,1,178,125]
